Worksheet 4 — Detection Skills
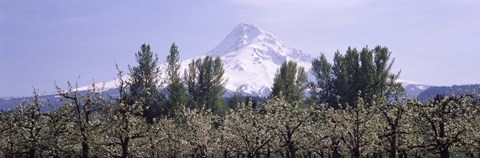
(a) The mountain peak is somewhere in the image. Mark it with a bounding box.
[207,23,284,56]
[232,23,263,35]
[203,23,314,96]
[78,23,314,97]
[72,23,429,99]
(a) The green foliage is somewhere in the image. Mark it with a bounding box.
[270,61,308,105]
[311,46,402,108]
[165,43,188,117]
[184,56,226,114]
[128,44,163,122]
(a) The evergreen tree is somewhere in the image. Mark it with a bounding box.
[165,43,188,117]
[270,61,308,104]
[128,44,163,122]
[310,54,334,106]
[225,92,244,110]
[184,56,226,114]
[311,46,402,108]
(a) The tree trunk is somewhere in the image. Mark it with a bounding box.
[439,121,449,158]
[150,136,156,158]
[353,147,360,158]
[122,137,130,158]
[288,143,296,158]
[388,135,397,158]
[307,151,313,158]
[79,126,89,158]
[82,139,89,158]
[332,148,341,158]
[223,149,228,158]
[353,109,360,158]
[467,153,473,158]
[320,151,325,158]
[29,147,36,158]
[255,150,260,158]
[402,151,408,158]
[439,146,449,158]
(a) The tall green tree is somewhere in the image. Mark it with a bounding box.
[128,44,163,122]
[165,43,187,117]
[311,46,402,108]
[184,56,226,114]
[270,61,308,104]
[310,54,334,106]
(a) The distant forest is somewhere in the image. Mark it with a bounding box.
[418,84,480,101]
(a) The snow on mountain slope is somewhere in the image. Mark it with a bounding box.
[77,23,429,98]
[208,23,313,96]
[78,23,313,97]
[396,79,431,97]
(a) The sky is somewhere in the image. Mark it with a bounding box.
[1,0,479,97]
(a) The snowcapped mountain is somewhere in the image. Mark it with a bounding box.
[77,23,428,98]
[79,23,313,97]
[396,79,431,97]
[207,23,313,96]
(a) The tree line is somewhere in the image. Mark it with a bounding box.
[1,44,479,158]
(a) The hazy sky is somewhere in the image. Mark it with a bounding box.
[1,0,479,97]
